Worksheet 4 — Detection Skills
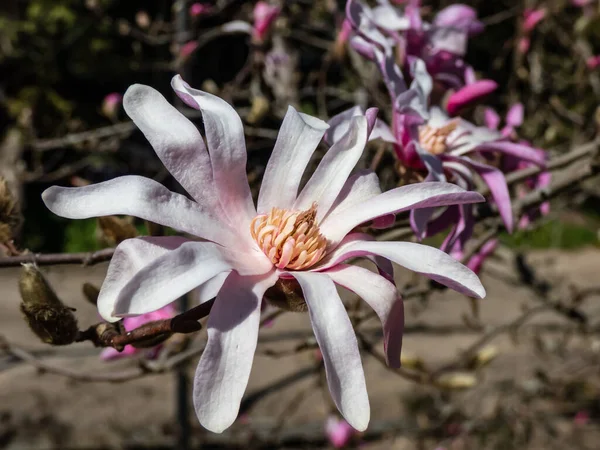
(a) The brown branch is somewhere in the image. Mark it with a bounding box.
[0,248,115,268]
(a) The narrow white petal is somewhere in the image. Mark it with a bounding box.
[290,271,370,431]
[321,240,486,299]
[97,237,189,322]
[257,106,329,213]
[42,175,234,245]
[320,182,485,245]
[171,75,256,227]
[113,242,233,317]
[123,84,220,213]
[325,170,382,220]
[295,115,368,221]
[326,264,404,368]
[194,272,277,433]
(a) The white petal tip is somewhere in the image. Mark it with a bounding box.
[347,414,369,432]
[295,108,330,131]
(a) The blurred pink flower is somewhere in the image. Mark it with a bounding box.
[100,304,175,361]
[189,3,211,17]
[574,410,590,426]
[587,55,600,69]
[518,36,531,54]
[325,416,356,448]
[253,2,280,43]
[101,93,123,119]
[523,8,546,33]
[180,41,198,59]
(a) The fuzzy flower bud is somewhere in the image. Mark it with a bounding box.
[19,264,79,346]
[97,216,138,246]
[101,93,123,120]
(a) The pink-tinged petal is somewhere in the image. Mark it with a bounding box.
[466,238,498,274]
[434,4,483,34]
[97,237,189,322]
[295,116,368,221]
[410,207,436,240]
[518,37,530,54]
[371,4,411,30]
[123,84,220,213]
[326,107,394,145]
[171,75,256,227]
[290,271,370,431]
[523,8,546,32]
[427,26,468,56]
[349,36,377,61]
[318,241,486,298]
[325,416,355,448]
[112,242,233,318]
[446,80,498,116]
[484,108,501,130]
[192,272,231,304]
[100,346,136,361]
[506,103,524,127]
[320,182,485,245]
[42,175,232,245]
[194,271,277,433]
[371,214,395,229]
[327,264,404,368]
[257,106,329,213]
[327,170,382,219]
[474,141,546,166]
[447,156,513,233]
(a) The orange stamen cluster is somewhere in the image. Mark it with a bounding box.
[250,203,327,270]
[418,121,459,155]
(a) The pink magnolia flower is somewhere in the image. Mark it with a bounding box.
[346,0,483,87]
[325,416,356,448]
[189,2,211,17]
[43,75,485,433]
[100,305,175,361]
[523,8,546,33]
[252,2,280,43]
[101,92,123,119]
[180,40,198,59]
[587,55,600,69]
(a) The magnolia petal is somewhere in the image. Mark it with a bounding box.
[194,272,277,433]
[295,115,368,221]
[434,4,483,34]
[327,170,382,219]
[319,240,486,299]
[447,155,513,233]
[192,272,231,304]
[291,271,370,431]
[473,141,546,166]
[123,84,219,212]
[326,107,394,145]
[484,107,501,130]
[113,241,233,317]
[321,182,485,245]
[97,237,189,322]
[506,103,524,127]
[446,80,498,116]
[171,75,256,227]
[327,264,404,368]
[42,175,232,245]
[257,106,329,213]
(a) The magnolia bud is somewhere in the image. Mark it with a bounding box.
[19,264,78,345]
[468,346,499,369]
[400,352,426,371]
[97,216,138,246]
[435,372,478,390]
[265,278,307,312]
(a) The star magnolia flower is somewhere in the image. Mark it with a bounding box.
[42,75,486,433]
[327,55,545,259]
[100,305,175,361]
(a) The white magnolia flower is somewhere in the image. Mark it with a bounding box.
[43,75,486,433]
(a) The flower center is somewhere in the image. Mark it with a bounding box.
[250,203,328,270]
[418,121,459,155]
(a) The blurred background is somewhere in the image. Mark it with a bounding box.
[1,0,600,449]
